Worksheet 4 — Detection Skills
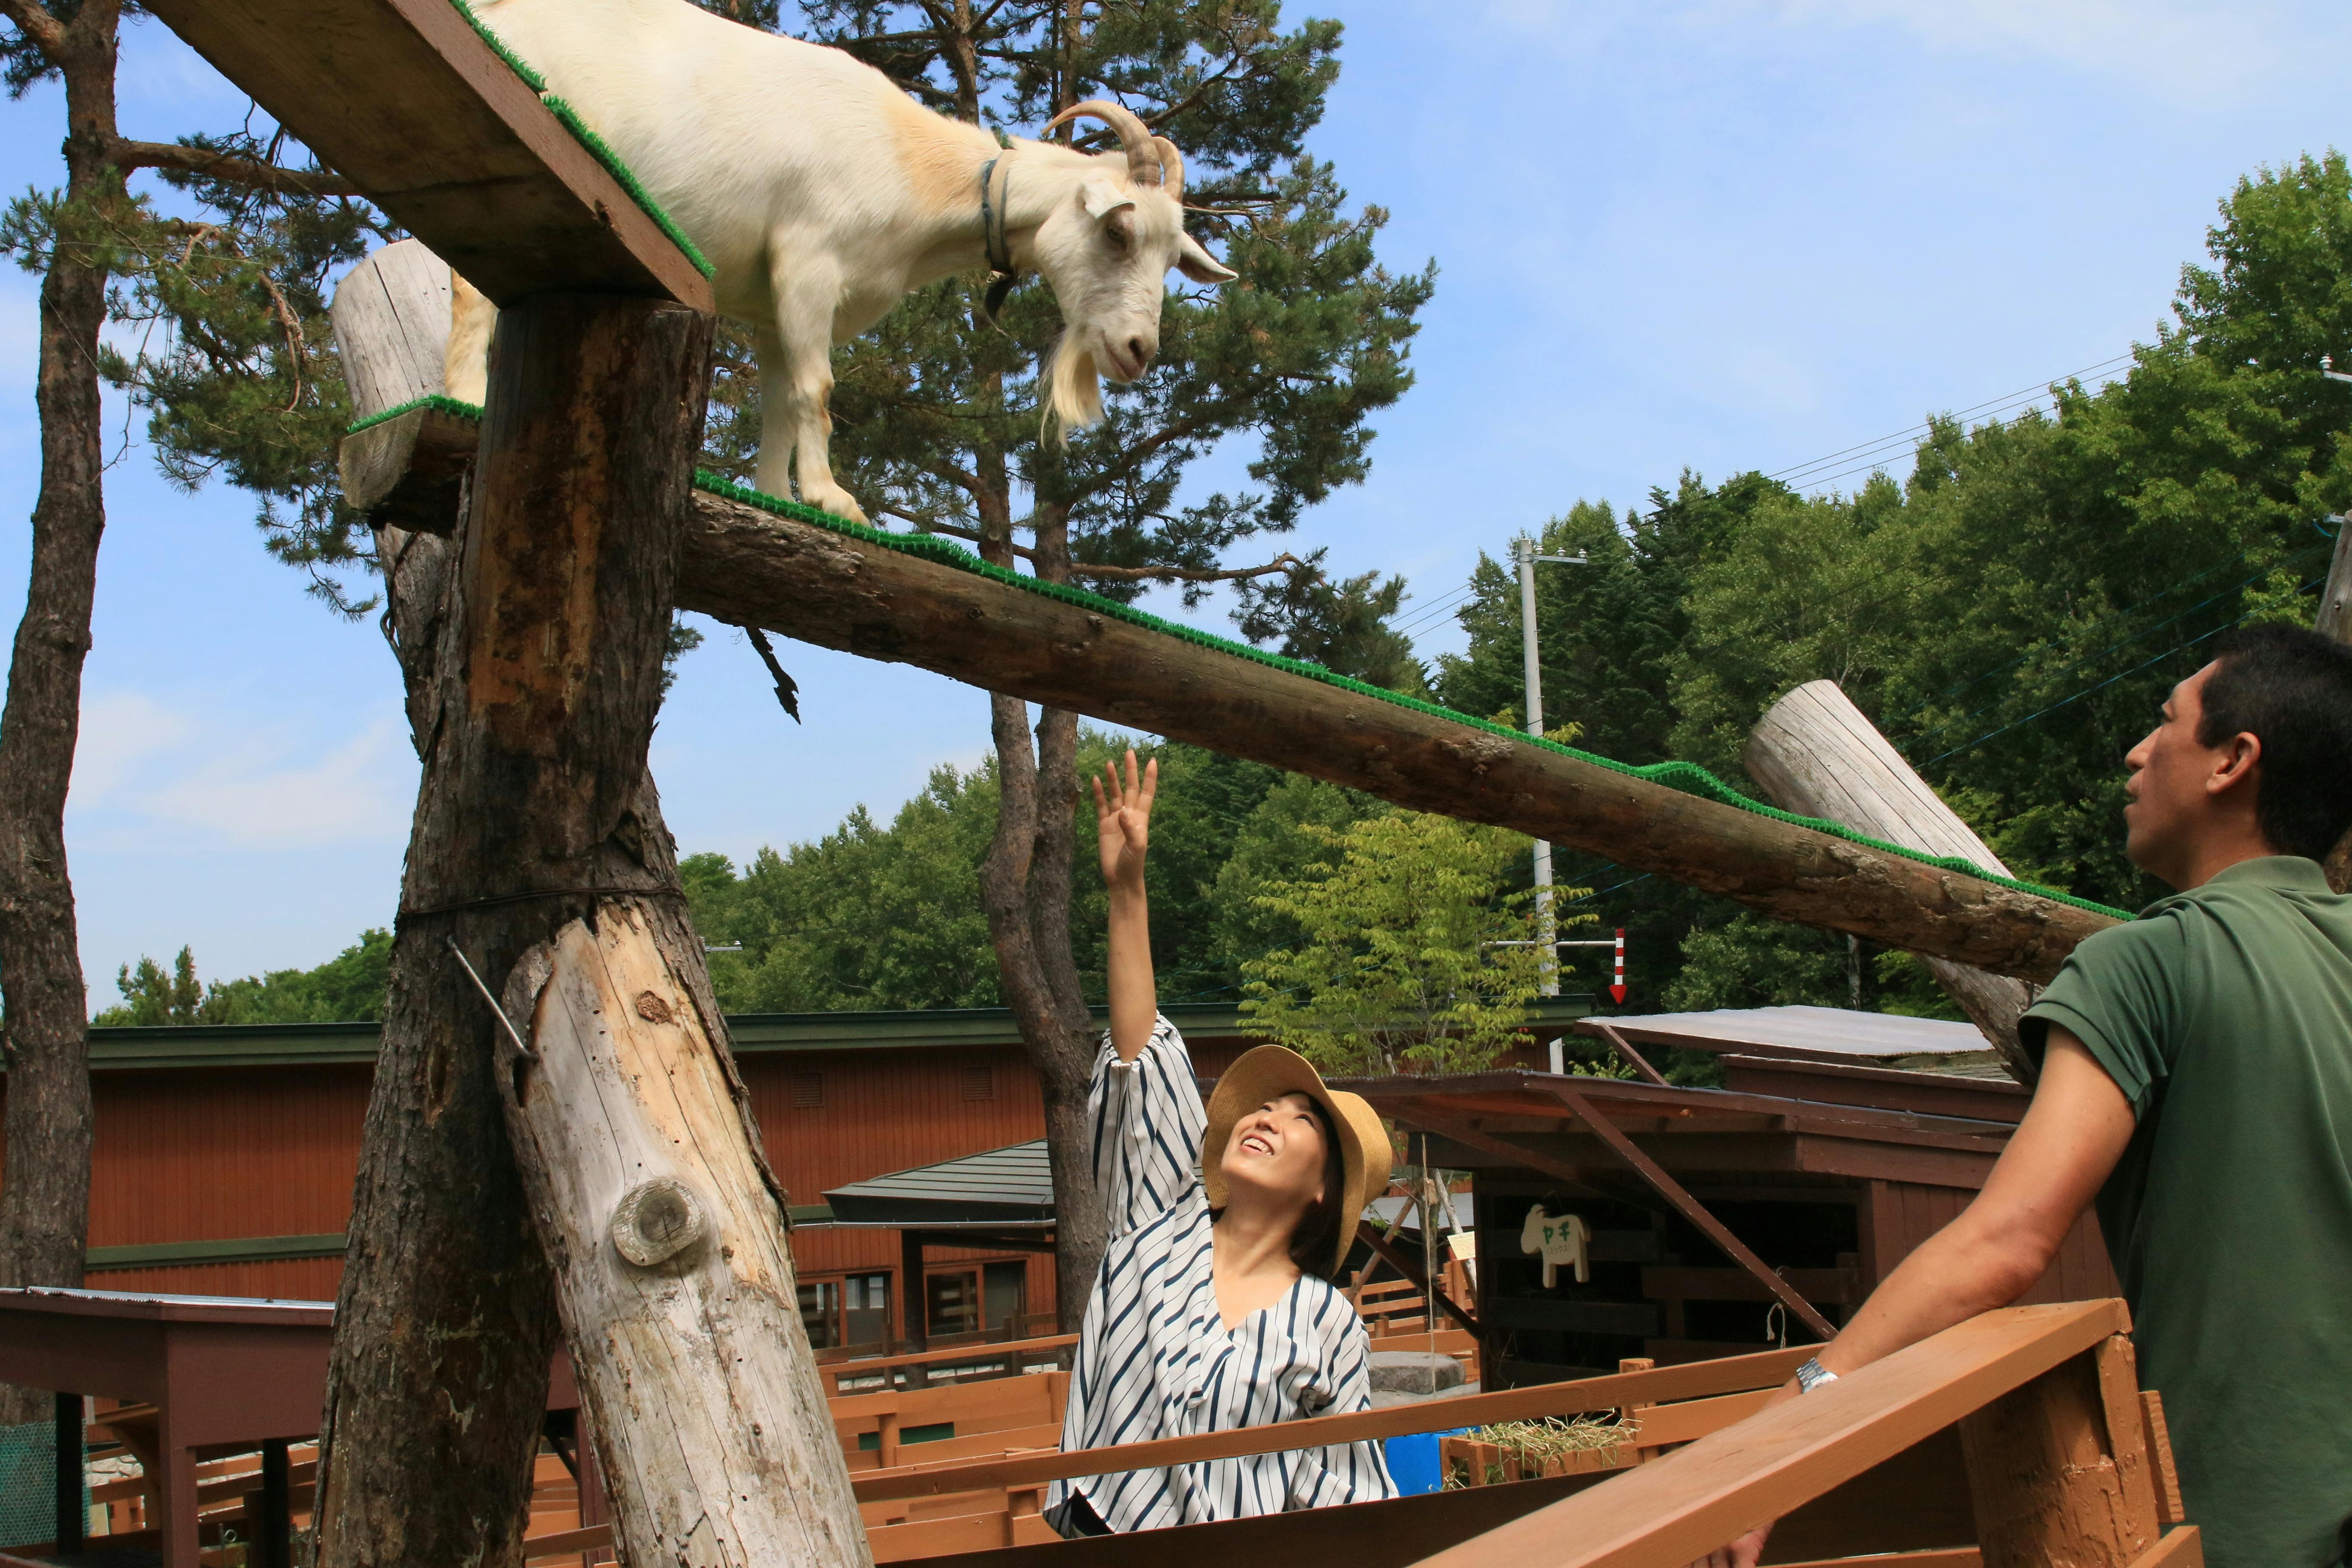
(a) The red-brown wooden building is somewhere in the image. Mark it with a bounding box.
[0,1001,1587,1350]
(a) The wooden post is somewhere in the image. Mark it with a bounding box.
[1747,680,2038,1080]
[1957,1350,2156,1567]
[310,257,565,1568]
[428,291,864,1568]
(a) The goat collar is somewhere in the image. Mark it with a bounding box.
[977,153,1020,327]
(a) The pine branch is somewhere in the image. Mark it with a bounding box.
[0,0,67,61]
[104,137,364,198]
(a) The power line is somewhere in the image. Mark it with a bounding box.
[1766,353,2135,490]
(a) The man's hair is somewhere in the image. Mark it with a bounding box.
[2197,625,2352,862]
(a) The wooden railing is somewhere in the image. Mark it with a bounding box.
[526,1299,2197,1568]
[816,1333,1079,1395]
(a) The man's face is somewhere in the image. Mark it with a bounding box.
[2123,661,2229,882]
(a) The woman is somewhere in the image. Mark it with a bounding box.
[1044,750,1398,1537]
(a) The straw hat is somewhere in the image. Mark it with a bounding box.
[1204,1044,1395,1276]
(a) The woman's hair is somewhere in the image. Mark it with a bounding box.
[1285,1096,1350,1283]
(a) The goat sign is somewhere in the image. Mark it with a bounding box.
[444,0,1237,525]
[1520,1205,1591,1288]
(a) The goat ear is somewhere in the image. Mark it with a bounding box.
[1174,231,1238,285]
[1079,177,1137,222]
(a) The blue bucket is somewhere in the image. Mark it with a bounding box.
[1383,1427,1471,1497]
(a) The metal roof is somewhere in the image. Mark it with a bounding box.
[824,1139,1056,1225]
[1581,1004,1998,1069]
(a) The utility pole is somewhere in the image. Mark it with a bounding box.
[1514,534,1589,995]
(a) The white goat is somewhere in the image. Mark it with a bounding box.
[445,0,1236,523]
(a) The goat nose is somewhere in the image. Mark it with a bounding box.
[1127,336,1154,371]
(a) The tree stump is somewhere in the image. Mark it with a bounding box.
[1746,680,2037,1080]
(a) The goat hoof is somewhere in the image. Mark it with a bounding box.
[801,484,869,525]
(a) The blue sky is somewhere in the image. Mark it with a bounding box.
[3,0,2347,1004]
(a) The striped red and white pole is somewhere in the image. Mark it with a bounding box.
[1609,927,1626,1005]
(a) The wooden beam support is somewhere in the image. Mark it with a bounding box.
[1386,1108,1642,1213]
[1543,1084,1838,1342]
[1584,1020,1670,1088]
[1354,1221,1481,1337]
[1957,1351,2158,1567]
[140,0,710,308]
[1748,680,2037,1079]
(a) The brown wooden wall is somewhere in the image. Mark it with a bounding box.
[0,1031,1267,1328]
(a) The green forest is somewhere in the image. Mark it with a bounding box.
[98,151,2352,1032]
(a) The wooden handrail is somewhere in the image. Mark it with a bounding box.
[1411,1299,2129,1568]
[850,1345,1813,1503]
[822,1333,1077,1382]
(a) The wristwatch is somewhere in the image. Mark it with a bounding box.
[1794,1357,1839,1394]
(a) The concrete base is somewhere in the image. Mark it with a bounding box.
[1368,1351,1466,1396]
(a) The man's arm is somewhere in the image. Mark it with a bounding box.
[1817,1030,2136,1372]
[1682,1029,2137,1568]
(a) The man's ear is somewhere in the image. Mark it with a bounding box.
[1175,230,1238,284]
[1079,177,1136,222]
[2207,731,2262,796]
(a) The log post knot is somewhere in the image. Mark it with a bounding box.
[610,1177,707,1269]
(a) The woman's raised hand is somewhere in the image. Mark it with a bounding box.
[1093,749,1158,892]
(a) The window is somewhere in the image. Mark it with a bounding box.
[796,1279,843,1349]
[962,1063,993,1102]
[843,1272,891,1349]
[924,1268,982,1338]
[802,1271,894,1351]
[789,1072,823,1109]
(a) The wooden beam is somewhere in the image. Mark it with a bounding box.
[1957,1351,2158,1566]
[139,0,709,309]
[1385,1108,1642,1212]
[1747,680,2035,1080]
[1584,1021,1670,1088]
[1354,1222,1481,1337]
[1543,1084,1838,1342]
[852,1345,1814,1503]
[677,493,2113,981]
[343,413,2116,977]
[1407,1300,2128,1568]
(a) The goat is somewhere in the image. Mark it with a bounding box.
[445,0,1236,523]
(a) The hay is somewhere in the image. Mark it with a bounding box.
[1443,1415,1635,1488]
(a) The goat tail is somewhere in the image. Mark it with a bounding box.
[1041,333,1105,445]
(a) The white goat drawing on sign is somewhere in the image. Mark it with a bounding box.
[1521,1204,1591,1288]
[444,0,1237,524]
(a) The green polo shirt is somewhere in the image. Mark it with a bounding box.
[2021,855,2352,1568]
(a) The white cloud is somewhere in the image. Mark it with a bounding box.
[144,719,413,848]
[1755,0,2326,102]
[70,691,194,807]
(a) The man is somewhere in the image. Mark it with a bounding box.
[1690,625,2352,1568]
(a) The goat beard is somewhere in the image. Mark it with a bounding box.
[1042,334,1105,444]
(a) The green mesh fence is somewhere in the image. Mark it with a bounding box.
[0,1417,83,1550]
[346,395,2132,923]
[441,0,715,279]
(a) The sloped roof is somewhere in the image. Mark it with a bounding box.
[824,1139,1055,1225]
[1581,1004,2000,1070]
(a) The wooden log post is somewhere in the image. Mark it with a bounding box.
[1746,680,2038,1080]
[1956,1344,2158,1567]
[444,293,864,1568]
[310,254,564,1568]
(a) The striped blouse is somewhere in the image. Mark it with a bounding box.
[1047,1015,1396,1530]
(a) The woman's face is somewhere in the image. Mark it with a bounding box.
[1220,1090,1331,1207]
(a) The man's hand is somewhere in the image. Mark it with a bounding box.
[1683,1527,1769,1568]
[1093,749,1156,893]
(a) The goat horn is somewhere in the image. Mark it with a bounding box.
[1043,99,1162,188]
[1150,136,1184,199]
